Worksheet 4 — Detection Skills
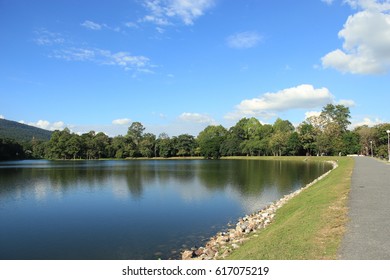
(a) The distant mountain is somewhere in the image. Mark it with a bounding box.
[0,119,52,142]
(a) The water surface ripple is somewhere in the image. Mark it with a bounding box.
[0,159,331,260]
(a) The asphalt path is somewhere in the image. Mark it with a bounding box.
[339,156,390,259]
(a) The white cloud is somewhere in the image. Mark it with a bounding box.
[351,117,384,128]
[344,0,390,11]
[226,31,262,49]
[226,84,334,120]
[322,1,390,74]
[52,48,95,61]
[106,51,151,69]
[81,20,102,30]
[305,111,322,119]
[142,14,171,26]
[141,0,215,26]
[51,121,66,130]
[34,29,65,46]
[19,120,65,131]
[179,112,216,124]
[124,22,139,28]
[0,115,4,119]
[51,47,153,73]
[321,0,335,5]
[112,118,132,125]
[156,27,165,33]
[304,99,355,121]
[338,99,356,107]
[81,20,121,32]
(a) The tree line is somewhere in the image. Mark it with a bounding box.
[1,104,390,160]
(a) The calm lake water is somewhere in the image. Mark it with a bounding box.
[0,159,331,260]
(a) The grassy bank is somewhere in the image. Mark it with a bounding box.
[225,156,354,260]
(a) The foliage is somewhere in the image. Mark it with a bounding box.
[1,104,390,160]
[321,104,351,132]
[197,125,227,159]
[0,138,25,160]
[354,123,390,158]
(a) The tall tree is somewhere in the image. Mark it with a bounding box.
[321,104,351,132]
[126,122,145,157]
[297,122,317,156]
[67,133,82,160]
[156,133,173,158]
[46,129,71,159]
[286,132,302,156]
[175,134,197,157]
[139,133,156,158]
[94,132,110,159]
[111,135,131,158]
[197,125,227,159]
[238,117,263,156]
[269,118,294,156]
[354,125,375,155]
[81,131,97,159]
[127,122,145,146]
[373,123,390,158]
[220,118,253,156]
[220,127,243,156]
[341,131,361,155]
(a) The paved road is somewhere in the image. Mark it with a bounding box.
[339,157,390,259]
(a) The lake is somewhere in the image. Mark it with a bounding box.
[0,159,331,260]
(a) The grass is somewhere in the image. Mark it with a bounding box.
[225,156,354,260]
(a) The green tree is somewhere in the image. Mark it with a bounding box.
[197,125,227,159]
[341,131,361,155]
[354,125,375,155]
[220,118,249,156]
[269,118,294,156]
[67,133,82,159]
[373,123,390,159]
[46,129,71,159]
[139,133,156,158]
[175,134,197,157]
[237,118,264,156]
[111,135,131,158]
[94,132,110,159]
[304,105,352,156]
[240,138,262,156]
[81,131,97,159]
[256,124,273,156]
[127,122,145,145]
[297,122,317,156]
[31,138,47,159]
[0,138,25,160]
[286,132,302,155]
[156,133,172,158]
[126,122,145,157]
[321,104,351,132]
[242,117,262,140]
[314,104,352,155]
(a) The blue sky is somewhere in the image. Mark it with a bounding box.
[1,0,389,136]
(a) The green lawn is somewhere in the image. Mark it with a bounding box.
[225,156,354,260]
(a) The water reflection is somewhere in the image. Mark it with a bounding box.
[0,159,331,260]
[0,160,330,200]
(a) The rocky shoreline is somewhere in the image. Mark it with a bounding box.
[181,160,338,260]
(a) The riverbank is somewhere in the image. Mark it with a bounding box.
[182,156,353,260]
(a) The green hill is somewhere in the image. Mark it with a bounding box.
[0,119,52,142]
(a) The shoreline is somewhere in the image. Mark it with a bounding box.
[181,160,339,260]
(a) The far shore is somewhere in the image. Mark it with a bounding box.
[41,155,355,161]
